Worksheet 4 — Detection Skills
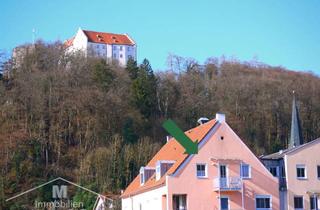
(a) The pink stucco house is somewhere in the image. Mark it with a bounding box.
[121,113,280,210]
[261,96,320,210]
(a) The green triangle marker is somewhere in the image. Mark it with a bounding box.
[162,119,198,155]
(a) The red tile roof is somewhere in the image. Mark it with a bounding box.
[121,119,217,198]
[82,30,135,45]
[64,37,74,48]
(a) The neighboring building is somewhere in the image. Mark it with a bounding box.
[65,28,136,66]
[261,95,320,210]
[121,113,280,210]
[94,194,116,210]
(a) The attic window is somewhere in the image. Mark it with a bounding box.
[112,36,116,39]
[140,169,145,185]
[156,160,175,181]
[197,117,209,125]
[140,167,155,185]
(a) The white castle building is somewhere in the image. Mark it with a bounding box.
[65,28,136,66]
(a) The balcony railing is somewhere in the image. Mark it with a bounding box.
[213,177,242,191]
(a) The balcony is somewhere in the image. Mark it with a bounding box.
[213,177,242,191]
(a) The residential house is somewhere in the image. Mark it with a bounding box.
[94,193,116,210]
[261,95,320,210]
[121,113,280,210]
[65,28,136,66]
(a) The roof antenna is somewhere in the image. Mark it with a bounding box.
[32,28,36,45]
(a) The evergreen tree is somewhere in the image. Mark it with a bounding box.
[122,118,138,144]
[125,58,139,80]
[131,59,158,119]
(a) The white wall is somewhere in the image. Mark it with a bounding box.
[110,44,136,66]
[87,42,108,57]
[68,28,88,55]
[122,186,166,210]
[67,29,137,67]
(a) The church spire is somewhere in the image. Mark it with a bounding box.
[289,91,303,148]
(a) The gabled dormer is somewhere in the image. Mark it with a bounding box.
[139,167,155,185]
[155,160,176,181]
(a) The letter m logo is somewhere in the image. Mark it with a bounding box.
[52,185,67,198]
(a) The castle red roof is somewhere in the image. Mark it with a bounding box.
[83,30,134,45]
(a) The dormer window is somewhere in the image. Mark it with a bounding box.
[140,167,155,185]
[155,160,175,181]
[140,168,145,185]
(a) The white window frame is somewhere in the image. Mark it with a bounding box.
[140,167,145,185]
[156,161,161,181]
[296,164,307,180]
[310,196,318,210]
[219,164,228,178]
[241,163,251,179]
[220,196,230,210]
[196,163,208,178]
[293,196,304,210]
[156,160,175,181]
[255,195,272,210]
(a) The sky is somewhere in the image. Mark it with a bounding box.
[1,0,320,74]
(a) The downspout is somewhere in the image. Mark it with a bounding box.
[241,181,244,210]
[219,188,221,210]
[284,155,289,210]
[130,195,133,210]
[166,175,170,210]
[241,160,245,210]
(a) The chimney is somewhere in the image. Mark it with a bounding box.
[197,117,209,125]
[166,135,172,142]
[216,113,225,123]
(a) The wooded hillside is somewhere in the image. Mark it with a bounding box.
[0,42,320,209]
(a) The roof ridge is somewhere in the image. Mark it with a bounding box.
[82,29,126,36]
[81,29,135,45]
